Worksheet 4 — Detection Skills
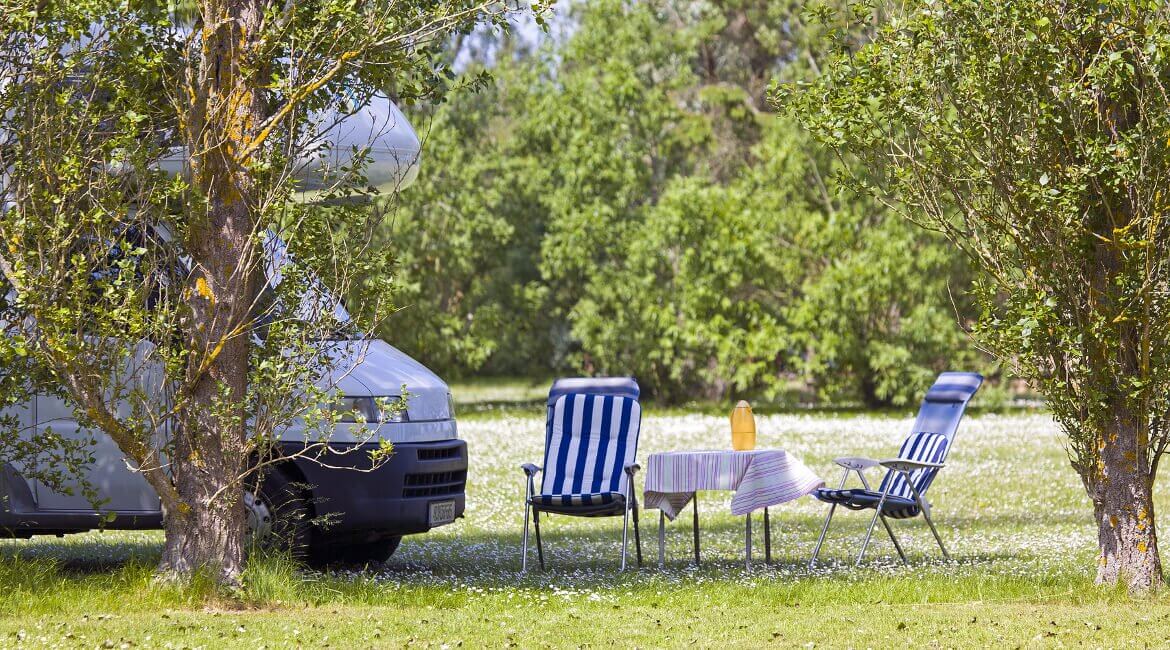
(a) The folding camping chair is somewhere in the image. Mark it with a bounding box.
[809,372,983,566]
[519,377,643,571]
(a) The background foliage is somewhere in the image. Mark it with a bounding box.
[384,0,990,404]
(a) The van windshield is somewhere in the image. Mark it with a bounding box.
[256,231,363,341]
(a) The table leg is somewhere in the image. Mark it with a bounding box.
[745,512,752,571]
[658,510,666,568]
[764,507,772,565]
[692,493,700,567]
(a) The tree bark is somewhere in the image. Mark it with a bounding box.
[158,0,267,584]
[1085,408,1163,592]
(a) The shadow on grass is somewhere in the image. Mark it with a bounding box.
[0,505,1091,578]
[384,513,1091,582]
[0,532,162,574]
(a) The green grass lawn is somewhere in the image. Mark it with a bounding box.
[4,407,1170,648]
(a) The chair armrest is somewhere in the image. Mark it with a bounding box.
[623,462,641,476]
[520,463,542,476]
[879,458,944,473]
[834,456,881,471]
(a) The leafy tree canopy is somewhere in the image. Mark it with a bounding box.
[387,0,989,404]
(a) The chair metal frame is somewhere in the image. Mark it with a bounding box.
[809,371,981,567]
[808,457,950,568]
[520,462,643,572]
[519,378,644,572]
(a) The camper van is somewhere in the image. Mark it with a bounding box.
[0,97,466,564]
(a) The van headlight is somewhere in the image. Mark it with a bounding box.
[332,396,375,423]
[447,392,456,419]
[383,407,409,423]
[333,396,409,423]
[376,395,410,423]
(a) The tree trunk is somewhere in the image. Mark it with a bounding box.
[158,427,247,582]
[157,0,266,584]
[1085,408,1163,592]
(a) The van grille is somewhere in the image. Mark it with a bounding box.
[417,447,460,461]
[402,470,466,498]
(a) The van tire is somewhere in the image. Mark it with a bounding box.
[247,469,313,562]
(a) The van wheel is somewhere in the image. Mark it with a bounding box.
[331,536,402,566]
[245,470,312,561]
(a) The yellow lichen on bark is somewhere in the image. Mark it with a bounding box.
[195,277,215,303]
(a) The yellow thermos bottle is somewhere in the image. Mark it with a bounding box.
[730,400,756,451]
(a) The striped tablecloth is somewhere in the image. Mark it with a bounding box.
[644,449,824,520]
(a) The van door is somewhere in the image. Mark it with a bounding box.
[32,394,159,512]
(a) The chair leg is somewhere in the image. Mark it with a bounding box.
[632,501,643,567]
[856,493,891,566]
[809,504,837,568]
[902,479,950,561]
[521,500,531,573]
[621,500,631,571]
[923,510,950,560]
[810,468,850,569]
[879,515,908,565]
[533,509,545,570]
[764,507,772,565]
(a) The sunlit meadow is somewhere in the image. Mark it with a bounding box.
[4,400,1170,648]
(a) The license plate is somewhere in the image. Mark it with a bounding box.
[428,500,456,526]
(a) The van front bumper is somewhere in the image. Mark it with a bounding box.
[282,438,467,540]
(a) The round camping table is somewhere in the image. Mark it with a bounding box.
[643,449,823,569]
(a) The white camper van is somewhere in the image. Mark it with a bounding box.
[0,97,466,564]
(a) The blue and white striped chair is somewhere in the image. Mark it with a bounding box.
[520,377,643,571]
[809,372,983,566]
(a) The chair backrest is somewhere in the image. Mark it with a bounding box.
[878,372,983,500]
[547,377,640,405]
[540,380,642,497]
[909,371,983,447]
[543,377,640,471]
